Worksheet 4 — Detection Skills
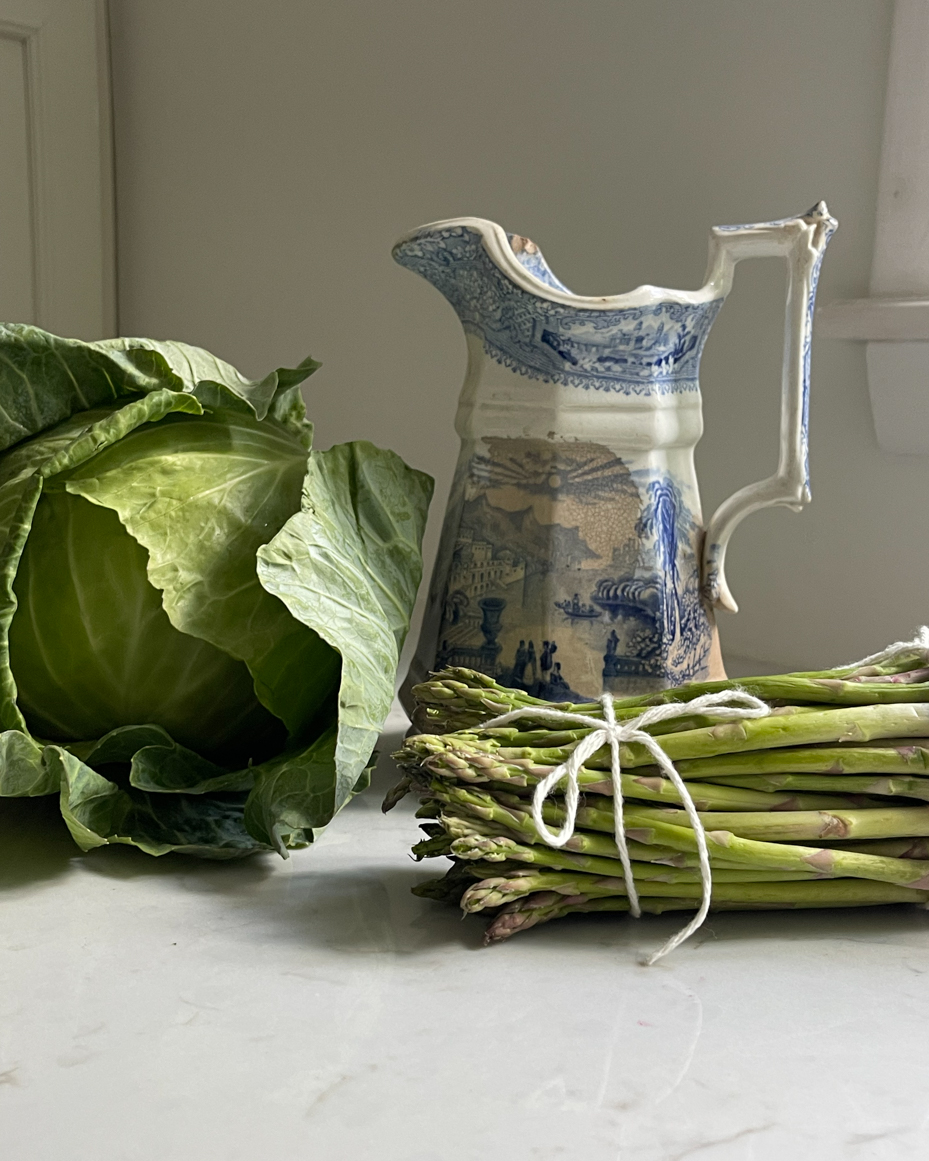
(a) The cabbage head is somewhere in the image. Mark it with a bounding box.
[0,325,432,858]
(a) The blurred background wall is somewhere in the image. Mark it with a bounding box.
[109,0,899,674]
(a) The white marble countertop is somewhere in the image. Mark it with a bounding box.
[4,708,929,1161]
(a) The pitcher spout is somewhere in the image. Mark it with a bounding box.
[393,217,724,396]
[392,218,573,315]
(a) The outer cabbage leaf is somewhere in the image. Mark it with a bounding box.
[0,730,51,795]
[69,723,189,765]
[97,336,320,421]
[242,726,339,852]
[252,441,432,844]
[128,743,253,795]
[53,746,263,859]
[53,727,375,859]
[0,324,319,451]
[243,726,377,853]
[67,724,253,794]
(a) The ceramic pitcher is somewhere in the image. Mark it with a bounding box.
[395,204,837,700]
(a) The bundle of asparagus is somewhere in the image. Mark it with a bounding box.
[386,636,929,951]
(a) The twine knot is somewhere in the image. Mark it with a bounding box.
[483,689,771,963]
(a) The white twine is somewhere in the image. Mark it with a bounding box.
[482,690,771,964]
[847,626,929,671]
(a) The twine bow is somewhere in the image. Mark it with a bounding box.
[482,690,771,963]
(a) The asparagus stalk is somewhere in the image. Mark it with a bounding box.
[424,780,929,888]
[703,773,929,801]
[476,782,929,846]
[412,743,886,811]
[669,742,929,779]
[484,885,927,943]
[412,656,929,731]
[399,708,817,761]
[578,703,929,766]
[434,802,697,865]
[462,871,929,914]
[449,833,823,882]
[484,892,638,941]
[437,799,929,874]
[438,809,688,864]
[821,837,929,859]
[623,674,929,709]
[411,861,478,904]
[411,832,456,859]
[628,804,929,842]
[623,812,929,887]
[408,671,600,733]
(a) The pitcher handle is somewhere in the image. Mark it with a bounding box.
[701,202,837,613]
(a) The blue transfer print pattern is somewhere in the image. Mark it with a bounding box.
[431,435,712,697]
[394,225,724,396]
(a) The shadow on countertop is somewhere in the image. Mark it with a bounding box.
[0,721,410,893]
[0,794,79,889]
[0,792,281,894]
[0,720,479,956]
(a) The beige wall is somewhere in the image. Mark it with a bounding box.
[110,0,900,673]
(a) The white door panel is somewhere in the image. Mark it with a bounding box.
[0,0,114,338]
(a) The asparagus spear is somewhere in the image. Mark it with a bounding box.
[820,837,929,859]
[624,674,929,709]
[411,743,886,811]
[702,773,929,801]
[438,810,688,864]
[423,781,929,888]
[449,833,823,882]
[411,861,478,904]
[484,886,927,943]
[411,661,929,737]
[411,832,456,859]
[628,804,929,842]
[484,892,641,941]
[413,655,929,726]
[448,780,929,846]
[408,671,601,733]
[668,742,929,779]
[399,708,815,760]
[593,703,929,765]
[462,870,929,913]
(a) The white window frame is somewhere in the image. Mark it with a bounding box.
[817,1,929,453]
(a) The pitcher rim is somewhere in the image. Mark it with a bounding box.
[393,216,725,312]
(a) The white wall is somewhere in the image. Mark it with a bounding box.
[110,0,899,673]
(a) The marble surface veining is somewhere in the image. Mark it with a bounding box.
[3,707,929,1161]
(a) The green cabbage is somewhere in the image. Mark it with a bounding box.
[0,325,432,858]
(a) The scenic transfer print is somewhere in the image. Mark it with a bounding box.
[434,436,712,699]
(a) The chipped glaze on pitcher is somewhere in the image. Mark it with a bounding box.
[395,205,836,701]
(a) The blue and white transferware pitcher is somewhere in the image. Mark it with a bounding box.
[395,205,836,700]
